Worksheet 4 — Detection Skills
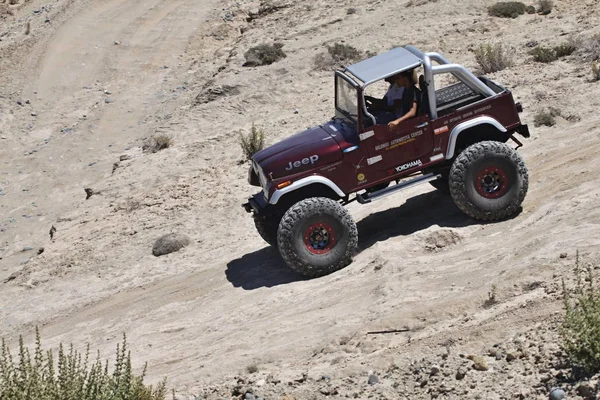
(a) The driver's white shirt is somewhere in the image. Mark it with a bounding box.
[386,84,404,107]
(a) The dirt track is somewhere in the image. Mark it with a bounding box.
[1,0,600,398]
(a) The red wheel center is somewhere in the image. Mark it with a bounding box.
[475,167,509,199]
[303,223,336,255]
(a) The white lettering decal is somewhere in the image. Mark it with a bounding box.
[367,155,383,165]
[285,155,320,171]
[394,159,423,173]
[375,142,389,151]
[359,130,375,141]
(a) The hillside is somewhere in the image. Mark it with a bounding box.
[1,0,600,399]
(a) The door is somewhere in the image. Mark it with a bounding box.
[360,114,434,174]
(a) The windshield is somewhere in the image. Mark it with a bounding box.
[335,75,358,121]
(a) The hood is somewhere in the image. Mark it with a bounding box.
[253,126,342,180]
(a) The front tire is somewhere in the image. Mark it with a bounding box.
[277,197,358,277]
[449,141,528,221]
[253,214,280,247]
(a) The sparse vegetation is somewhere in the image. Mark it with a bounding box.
[327,43,362,63]
[143,134,173,153]
[593,62,600,82]
[561,252,600,375]
[243,43,286,67]
[537,0,553,15]
[246,364,259,374]
[525,5,536,13]
[346,7,358,14]
[474,43,513,73]
[239,125,265,161]
[0,329,168,400]
[24,21,30,35]
[533,109,557,127]
[530,42,577,63]
[483,284,499,308]
[530,46,557,63]
[488,2,526,18]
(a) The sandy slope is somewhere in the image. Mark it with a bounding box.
[1,0,600,398]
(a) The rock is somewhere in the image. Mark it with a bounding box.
[430,365,441,376]
[526,40,539,47]
[424,229,462,252]
[105,98,113,104]
[576,382,594,398]
[37,247,44,255]
[506,351,521,362]
[17,100,23,106]
[368,374,379,385]
[549,388,566,400]
[470,356,488,371]
[255,379,265,387]
[294,108,299,114]
[455,367,467,380]
[114,40,121,45]
[84,188,95,199]
[559,253,568,259]
[244,393,255,400]
[152,233,191,256]
[31,112,37,117]
[22,247,34,252]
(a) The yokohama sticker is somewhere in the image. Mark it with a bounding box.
[392,159,423,173]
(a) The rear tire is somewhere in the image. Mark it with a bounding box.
[253,214,280,247]
[449,141,528,221]
[277,197,358,277]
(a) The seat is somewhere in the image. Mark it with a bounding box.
[418,74,430,116]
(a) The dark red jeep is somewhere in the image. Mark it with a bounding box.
[243,46,530,277]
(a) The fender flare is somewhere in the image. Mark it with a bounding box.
[269,175,346,205]
[446,116,507,159]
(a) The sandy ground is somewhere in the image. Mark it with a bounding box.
[1,0,600,398]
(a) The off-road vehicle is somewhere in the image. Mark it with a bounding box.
[243,46,530,277]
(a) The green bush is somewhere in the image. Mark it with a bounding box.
[239,125,265,161]
[243,43,286,67]
[561,253,600,375]
[0,330,167,400]
[525,5,536,13]
[537,0,553,15]
[327,43,362,63]
[488,2,526,18]
[554,43,577,58]
[474,43,513,73]
[530,46,557,63]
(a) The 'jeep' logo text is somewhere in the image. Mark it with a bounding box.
[285,155,319,171]
[394,159,422,173]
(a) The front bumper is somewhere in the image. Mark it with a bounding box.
[242,192,272,216]
[517,124,530,138]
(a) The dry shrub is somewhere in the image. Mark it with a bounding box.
[474,43,513,73]
[239,125,265,161]
[593,63,600,82]
[407,0,439,6]
[488,2,526,18]
[533,109,557,127]
[327,43,362,63]
[537,0,553,15]
[554,42,577,58]
[577,35,600,62]
[143,134,173,153]
[346,7,358,14]
[561,253,600,375]
[0,329,168,400]
[243,43,286,67]
[525,5,536,13]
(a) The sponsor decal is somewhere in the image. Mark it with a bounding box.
[433,147,443,152]
[367,155,383,165]
[373,130,424,152]
[359,130,375,141]
[434,126,449,135]
[391,159,423,174]
[357,173,366,182]
[430,154,445,162]
[442,104,495,126]
[285,155,319,171]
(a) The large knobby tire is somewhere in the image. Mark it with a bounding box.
[449,141,528,221]
[277,197,358,277]
[253,214,280,247]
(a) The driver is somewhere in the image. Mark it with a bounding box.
[366,75,404,124]
[387,69,421,130]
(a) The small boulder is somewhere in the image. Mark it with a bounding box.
[152,233,191,256]
[469,355,488,371]
[368,374,379,385]
[549,388,566,400]
[576,382,595,399]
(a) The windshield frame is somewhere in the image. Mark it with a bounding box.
[334,72,360,125]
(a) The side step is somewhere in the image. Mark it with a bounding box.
[357,173,441,204]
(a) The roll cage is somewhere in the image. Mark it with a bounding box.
[336,46,499,128]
